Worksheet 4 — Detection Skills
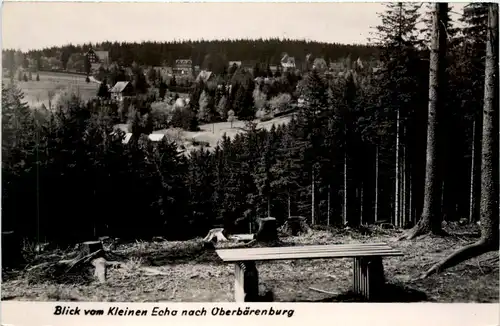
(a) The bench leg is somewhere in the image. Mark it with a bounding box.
[353,257,385,301]
[234,261,259,302]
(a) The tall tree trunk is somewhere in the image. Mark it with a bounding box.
[267,196,271,217]
[360,182,364,225]
[395,109,400,227]
[327,184,331,226]
[375,145,379,222]
[403,2,448,240]
[469,119,476,223]
[409,164,413,225]
[421,4,499,278]
[288,192,291,218]
[311,166,315,225]
[343,151,348,226]
[402,139,407,227]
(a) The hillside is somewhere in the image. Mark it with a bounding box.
[3,71,99,109]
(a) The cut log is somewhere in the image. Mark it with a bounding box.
[1,231,23,268]
[228,234,255,242]
[279,216,312,236]
[255,217,278,242]
[80,241,104,257]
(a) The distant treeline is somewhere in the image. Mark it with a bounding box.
[16,38,378,68]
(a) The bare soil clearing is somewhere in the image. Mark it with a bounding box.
[2,226,498,303]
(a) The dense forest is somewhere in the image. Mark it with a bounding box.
[2,1,498,276]
[3,38,378,73]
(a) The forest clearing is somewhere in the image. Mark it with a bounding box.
[2,2,498,312]
[2,225,498,303]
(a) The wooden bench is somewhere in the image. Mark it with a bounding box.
[216,243,404,302]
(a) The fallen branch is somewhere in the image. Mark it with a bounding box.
[141,267,169,276]
[309,287,337,295]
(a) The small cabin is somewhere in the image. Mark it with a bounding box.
[109,81,134,102]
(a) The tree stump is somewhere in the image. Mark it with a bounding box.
[279,216,312,236]
[1,231,23,268]
[80,241,104,257]
[203,228,228,243]
[255,217,278,242]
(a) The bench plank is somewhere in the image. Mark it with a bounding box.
[218,247,398,260]
[219,243,390,254]
[217,243,404,302]
[216,244,403,262]
[217,243,395,257]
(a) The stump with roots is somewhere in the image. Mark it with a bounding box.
[279,216,312,236]
[203,228,229,248]
[255,217,278,242]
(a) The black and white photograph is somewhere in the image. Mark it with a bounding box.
[1,0,499,307]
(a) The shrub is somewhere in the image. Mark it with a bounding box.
[150,101,174,130]
[268,93,292,115]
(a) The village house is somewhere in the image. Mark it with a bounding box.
[109,81,135,102]
[280,53,296,72]
[153,66,173,80]
[86,48,110,72]
[173,59,193,76]
[329,60,347,75]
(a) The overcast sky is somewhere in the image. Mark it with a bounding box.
[2,2,466,51]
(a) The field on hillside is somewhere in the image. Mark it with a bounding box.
[158,115,293,151]
[2,226,498,303]
[114,114,293,151]
[4,71,99,109]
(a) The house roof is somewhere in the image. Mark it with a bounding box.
[109,81,130,93]
[122,133,166,144]
[281,54,296,68]
[95,51,109,61]
[196,70,213,83]
[149,134,166,142]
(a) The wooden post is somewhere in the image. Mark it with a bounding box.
[352,257,385,301]
[234,262,259,302]
[92,257,107,283]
